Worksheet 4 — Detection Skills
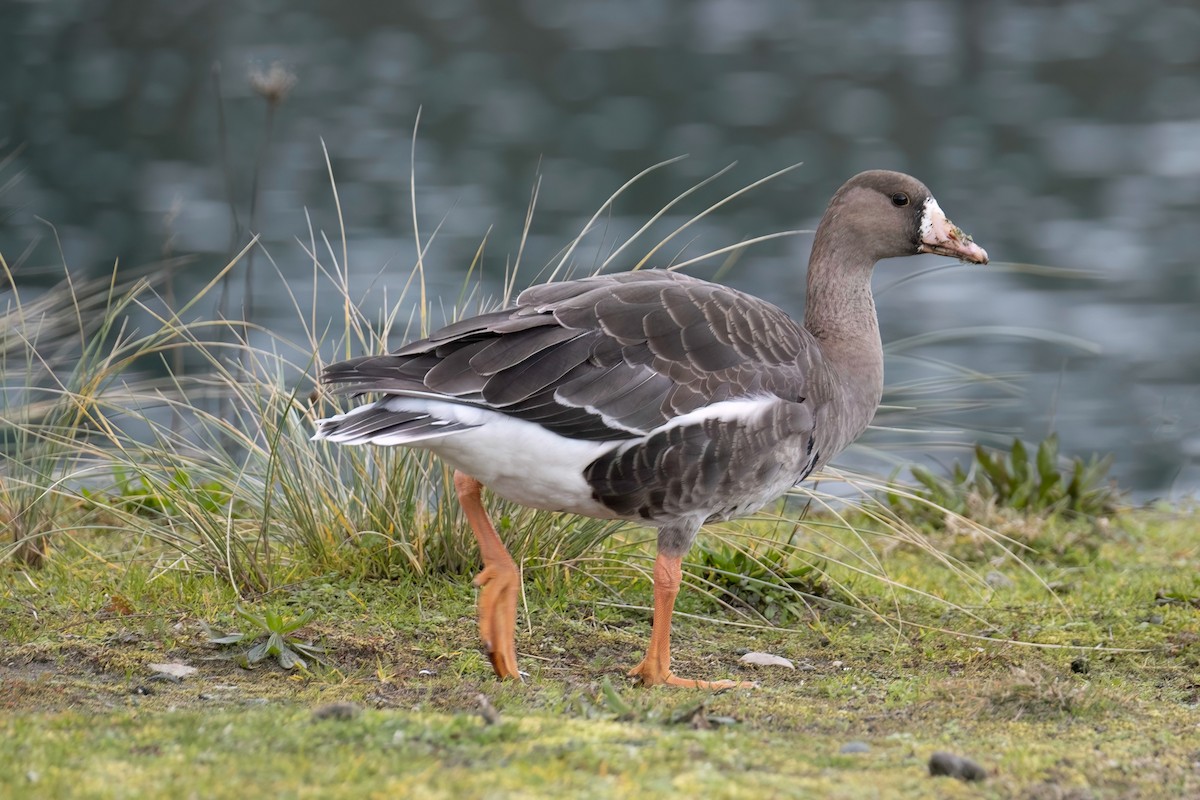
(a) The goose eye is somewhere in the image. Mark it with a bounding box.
[891,192,909,207]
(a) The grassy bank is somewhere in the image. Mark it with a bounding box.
[2,506,1198,798]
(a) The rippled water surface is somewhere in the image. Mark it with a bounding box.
[3,1,1199,496]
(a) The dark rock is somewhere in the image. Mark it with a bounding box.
[929,751,986,782]
[957,758,987,782]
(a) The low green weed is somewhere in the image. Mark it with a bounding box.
[204,605,328,670]
[887,434,1120,528]
[692,537,831,624]
[81,466,236,518]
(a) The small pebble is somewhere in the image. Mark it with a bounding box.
[929,751,987,782]
[476,693,501,725]
[148,662,197,680]
[985,570,1014,589]
[738,652,795,669]
[840,741,870,754]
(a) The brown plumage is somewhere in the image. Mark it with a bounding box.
[314,170,989,687]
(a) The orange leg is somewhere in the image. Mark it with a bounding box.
[628,552,757,689]
[454,471,521,680]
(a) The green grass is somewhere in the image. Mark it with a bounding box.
[2,508,1198,798]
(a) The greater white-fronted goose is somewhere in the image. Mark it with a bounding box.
[314,170,989,688]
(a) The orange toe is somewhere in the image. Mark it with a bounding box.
[628,659,755,689]
[475,563,521,680]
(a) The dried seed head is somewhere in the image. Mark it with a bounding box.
[248,62,297,106]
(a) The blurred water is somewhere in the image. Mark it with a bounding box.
[2,0,1198,497]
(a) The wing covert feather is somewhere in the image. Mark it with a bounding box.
[321,270,820,442]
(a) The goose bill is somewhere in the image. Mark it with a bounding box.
[917,197,989,264]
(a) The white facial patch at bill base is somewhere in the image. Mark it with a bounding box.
[919,196,951,245]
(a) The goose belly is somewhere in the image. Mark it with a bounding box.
[420,410,623,519]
